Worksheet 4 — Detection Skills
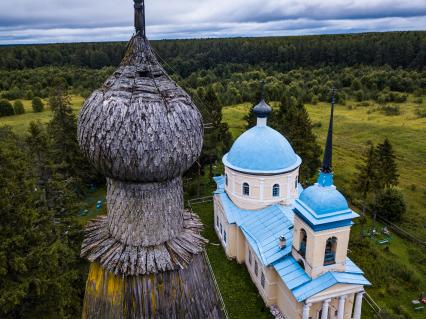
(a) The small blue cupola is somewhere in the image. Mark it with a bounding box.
[222,81,302,174]
[294,89,358,231]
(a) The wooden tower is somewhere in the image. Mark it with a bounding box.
[77,1,224,317]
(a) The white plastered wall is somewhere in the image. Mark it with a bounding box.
[224,166,300,210]
[292,216,351,278]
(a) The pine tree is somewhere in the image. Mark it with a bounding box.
[198,86,232,177]
[353,143,378,199]
[27,121,51,190]
[0,127,84,319]
[47,89,98,187]
[353,143,378,230]
[375,138,399,188]
[369,187,406,222]
[272,97,321,184]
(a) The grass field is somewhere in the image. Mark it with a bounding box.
[0,96,85,133]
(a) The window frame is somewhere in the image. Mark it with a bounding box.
[242,182,250,196]
[272,183,280,197]
[324,236,338,266]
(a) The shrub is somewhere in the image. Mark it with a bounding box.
[0,99,14,117]
[1,87,23,100]
[312,121,322,128]
[414,97,423,104]
[354,90,365,101]
[32,97,44,113]
[415,108,426,118]
[369,187,406,222]
[380,105,400,116]
[13,100,25,115]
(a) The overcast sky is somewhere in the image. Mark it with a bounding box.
[0,0,425,44]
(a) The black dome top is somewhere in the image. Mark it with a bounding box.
[253,99,272,118]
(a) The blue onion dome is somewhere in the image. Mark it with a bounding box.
[299,175,349,215]
[223,125,302,174]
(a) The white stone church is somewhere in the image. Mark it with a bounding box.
[213,94,370,319]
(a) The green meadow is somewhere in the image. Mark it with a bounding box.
[0,96,85,133]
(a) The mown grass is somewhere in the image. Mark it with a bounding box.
[0,96,85,133]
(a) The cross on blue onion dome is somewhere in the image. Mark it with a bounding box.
[253,81,272,118]
[222,80,301,174]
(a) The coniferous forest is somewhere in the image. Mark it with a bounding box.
[0,31,426,318]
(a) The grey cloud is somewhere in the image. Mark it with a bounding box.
[0,0,425,44]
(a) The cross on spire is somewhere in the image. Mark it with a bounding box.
[321,87,336,173]
[134,0,146,37]
[260,80,265,100]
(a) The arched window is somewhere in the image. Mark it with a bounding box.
[225,174,228,186]
[295,176,299,189]
[324,237,337,265]
[243,182,250,196]
[299,229,307,258]
[272,184,280,197]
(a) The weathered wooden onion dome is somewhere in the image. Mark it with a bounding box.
[77,1,224,318]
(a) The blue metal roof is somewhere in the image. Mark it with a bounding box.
[272,255,370,302]
[294,172,359,229]
[222,125,302,174]
[214,175,226,191]
[273,256,311,290]
[213,177,369,302]
[215,189,294,265]
[292,270,371,302]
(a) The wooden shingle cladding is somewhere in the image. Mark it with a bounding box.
[78,30,224,318]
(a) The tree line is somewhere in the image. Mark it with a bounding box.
[1,32,424,72]
[1,66,424,109]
